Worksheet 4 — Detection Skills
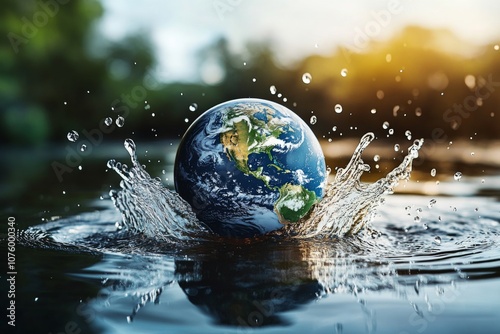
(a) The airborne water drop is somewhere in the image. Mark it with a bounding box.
[67,130,79,142]
[116,116,125,127]
[189,103,198,112]
[302,73,312,84]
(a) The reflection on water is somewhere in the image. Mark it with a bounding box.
[174,243,323,327]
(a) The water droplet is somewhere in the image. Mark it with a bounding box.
[415,108,423,117]
[405,130,412,140]
[434,236,442,245]
[389,129,394,135]
[302,72,312,84]
[189,103,198,112]
[34,297,39,301]
[62,190,66,195]
[454,172,462,181]
[370,108,377,114]
[334,104,343,113]
[104,117,113,126]
[78,165,82,171]
[252,78,256,82]
[470,151,475,156]
[382,121,390,129]
[414,216,421,223]
[340,68,348,77]
[80,144,87,152]
[373,154,380,162]
[394,144,400,151]
[67,130,79,142]
[310,115,317,125]
[481,178,485,184]
[430,168,437,177]
[116,116,125,127]
[332,126,337,132]
[184,118,189,123]
[422,223,428,230]
[151,112,155,117]
[270,85,277,94]
[428,199,437,208]
[494,44,499,51]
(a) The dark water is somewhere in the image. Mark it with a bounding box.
[1,140,500,334]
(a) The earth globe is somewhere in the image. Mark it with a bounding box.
[174,98,327,237]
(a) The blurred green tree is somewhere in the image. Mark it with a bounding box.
[1,0,158,146]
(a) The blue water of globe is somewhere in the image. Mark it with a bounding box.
[174,98,327,237]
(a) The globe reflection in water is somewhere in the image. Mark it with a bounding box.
[174,98,327,237]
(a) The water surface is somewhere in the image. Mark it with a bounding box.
[2,139,500,334]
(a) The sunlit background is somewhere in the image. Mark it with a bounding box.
[2,0,500,201]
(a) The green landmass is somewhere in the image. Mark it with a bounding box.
[274,184,318,223]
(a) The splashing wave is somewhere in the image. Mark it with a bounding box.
[108,133,423,241]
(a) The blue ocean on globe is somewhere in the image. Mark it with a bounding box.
[174,98,327,237]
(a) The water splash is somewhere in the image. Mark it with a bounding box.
[109,133,422,241]
[108,138,211,242]
[285,132,423,238]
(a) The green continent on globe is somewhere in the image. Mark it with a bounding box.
[220,104,292,188]
[274,184,317,223]
[219,103,318,224]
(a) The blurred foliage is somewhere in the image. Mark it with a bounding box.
[2,0,499,147]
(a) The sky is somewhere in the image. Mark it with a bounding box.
[98,0,500,82]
